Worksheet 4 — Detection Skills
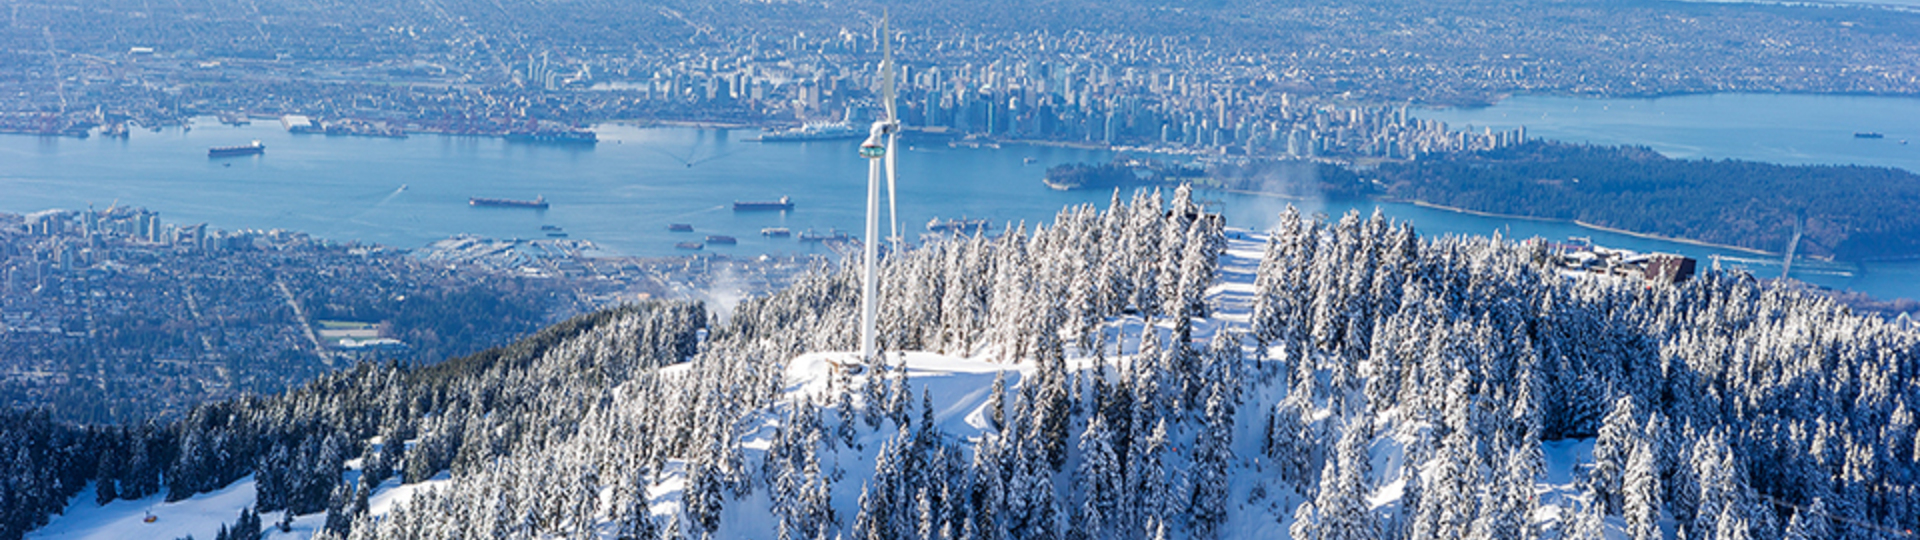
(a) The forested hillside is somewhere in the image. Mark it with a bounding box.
[1370,142,1920,260]
[6,187,1918,540]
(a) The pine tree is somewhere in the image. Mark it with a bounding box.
[231,507,261,540]
[92,444,120,507]
[1591,395,1642,514]
[618,468,659,540]
[1623,441,1662,540]
[1291,502,1322,540]
[1470,447,1534,540]
[987,371,1008,432]
[684,457,725,534]
[1252,230,1286,348]
[969,434,1009,540]
[322,482,354,537]
[1005,457,1057,540]
[1126,189,1165,317]
[1308,417,1377,540]
[864,353,890,429]
[1266,395,1315,489]
[888,356,913,429]
[1035,336,1073,471]
[1562,498,1607,540]
[1189,387,1235,539]
[1130,418,1180,534]
[1781,498,1830,540]
[1075,415,1121,540]
[1714,504,1753,540]
[1392,457,1423,540]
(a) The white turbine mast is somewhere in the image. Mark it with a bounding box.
[858,11,901,363]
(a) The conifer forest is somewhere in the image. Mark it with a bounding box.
[3,187,1916,540]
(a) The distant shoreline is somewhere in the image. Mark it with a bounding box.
[1394,199,1561,223]
[1213,189,1784,257]
[1046,171,1789,258]
[1670,0,1920,13]
[1415,89,1920,114]
[1393,198,1778,256]
[1568,219,1777,257]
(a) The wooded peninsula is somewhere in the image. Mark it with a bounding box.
[1048,142,1920,261]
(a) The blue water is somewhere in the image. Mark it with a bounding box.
[2,109,1917,301]
[1418,93,1920,172]
[0,123,1121,258]
[1681,0,1920,8]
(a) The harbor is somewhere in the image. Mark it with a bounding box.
[5,116,1919,303]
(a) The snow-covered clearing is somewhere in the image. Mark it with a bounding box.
[642,227,1610,539]
[31,457,450,539]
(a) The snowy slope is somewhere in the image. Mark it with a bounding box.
[631,227,1612,540]
[29,476,275,540]
[30,227,1615,540]
[30,457,450,539]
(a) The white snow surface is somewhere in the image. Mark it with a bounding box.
[31,455,450,540]
[29,228,1615,539]
[651,229,1609,539]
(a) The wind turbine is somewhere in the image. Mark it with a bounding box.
[858,12,901,363]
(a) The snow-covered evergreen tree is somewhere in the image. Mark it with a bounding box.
[1076,415,1122,540]
[22,185,1920,540]
[1622,441,1662,540]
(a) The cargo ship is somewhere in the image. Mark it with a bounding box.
[705,235,737,245]
[761,227,792,237]
[506,129,597,144]
[208,141,266,157]
[928,217,992,235]
[668,223,694,232]
[752,122,865,142]
[675,242,704,250]
[733,196,794,211]
[1856,132,1885,139]
[798,229,853,243]
[469,196,549,209]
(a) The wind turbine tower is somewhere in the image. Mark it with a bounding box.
[858,13,901,363]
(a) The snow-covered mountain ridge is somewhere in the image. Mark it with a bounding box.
[9,186,1918,540]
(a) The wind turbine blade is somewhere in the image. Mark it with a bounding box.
[886,132,899,247]
[881,11,896,123]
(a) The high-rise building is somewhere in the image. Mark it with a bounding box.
[1006,95,1022,138]
[1103,111,1117,144]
